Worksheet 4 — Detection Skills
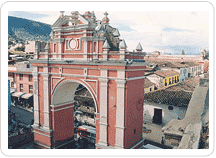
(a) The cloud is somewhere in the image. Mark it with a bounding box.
[162,27,194,32]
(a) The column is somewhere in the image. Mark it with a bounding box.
[58,32,62,60]
[33,66,39,128]
[119,48,126,60]
[42,67,51,132]
[83,30,88,60]
[115,70,126,148]
[98,69,108,146]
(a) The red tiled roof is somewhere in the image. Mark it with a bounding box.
[155,70,180,78]
[184,61,199,67]
[167,77,200,92]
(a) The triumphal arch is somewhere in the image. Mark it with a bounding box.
[30,11,147,149]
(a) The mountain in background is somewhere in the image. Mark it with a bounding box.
[8,16,52,42]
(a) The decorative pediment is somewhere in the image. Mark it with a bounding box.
[52,16,68,28]
[52,13,89,28]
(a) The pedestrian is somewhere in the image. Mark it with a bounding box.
[161,137,164,145]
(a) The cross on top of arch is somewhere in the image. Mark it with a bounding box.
[104,11,108,17]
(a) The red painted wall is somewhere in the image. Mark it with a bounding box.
[124,70,144,148]
[52,104,74,142]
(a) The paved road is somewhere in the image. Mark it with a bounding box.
[10,106,33,125]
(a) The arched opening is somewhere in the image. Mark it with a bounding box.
[52,80,97,149]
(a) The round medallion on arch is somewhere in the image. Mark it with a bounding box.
[70,39,77,49]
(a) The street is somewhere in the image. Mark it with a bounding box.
[10,106,33,125]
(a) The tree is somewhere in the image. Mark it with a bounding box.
[182,50,185,55]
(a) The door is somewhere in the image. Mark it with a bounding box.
[152,108,162,124]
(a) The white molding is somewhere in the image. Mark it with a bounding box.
[115,70,125,148]
[33,66,39,127]
[51,105,74,112]
[99,69,108,146]
[52,79,98,113]
[81,79,98,99]
[51,77,65,95]
[74,38,81,50]
[43,68,50,130]
[38,65,148,72]
[33,130,51,138]
[39,72,146,81]
[115,126,125,129]
[50,100,75,108]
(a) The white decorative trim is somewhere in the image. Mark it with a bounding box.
[65,38,71,51]
[43,67,50,130]
[115,126,125,129]
[74,38,81,50]
[81,79,98,99]
[51,105,74,112]
[33,66,39,127]
[33,130,51,138]
[126,75,146,81]
[50,100,74,108]
[52,80,98,113]
[37,65,148,72]
[115,70,125,148]
[40,72,145,81]
[51,77,65,95]
[53,42,57,59]
[99,69,108,146]
[99,122,108,126]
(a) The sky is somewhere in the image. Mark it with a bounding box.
[8,11,209,55]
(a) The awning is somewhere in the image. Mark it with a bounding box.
[10,89,16,94]
[21,93,33,99]
[12,92,25,98]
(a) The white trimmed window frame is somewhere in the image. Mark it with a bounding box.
[65,38,81,51]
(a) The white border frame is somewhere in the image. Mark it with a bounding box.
[1,1,214,157]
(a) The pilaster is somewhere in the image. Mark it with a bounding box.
[83,30,88,60]
[120,49,126,60]
[98,69,108,146]
[103,49,109,61]
[33,66,39,128]
[42,67,51,132]
[59,32,62,60]
[115,70,126,148]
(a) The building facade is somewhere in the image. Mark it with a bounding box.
[30,11,147,149]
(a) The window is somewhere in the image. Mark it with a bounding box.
[150,88,152,92]
[29,75,33,82]
[11,82,14,88]
[175,76,177,83]
[172,77,174,84]
[20,84,23,92]
[27,64,30,68]
[169,78,171,85]
[19,74,23,80]
[164,79,167,86]
[134,129,136,134]
[29,85,33,94]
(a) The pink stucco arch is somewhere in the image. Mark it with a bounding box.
[52,79,98,114]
